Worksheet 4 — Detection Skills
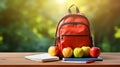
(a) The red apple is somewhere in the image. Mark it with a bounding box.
[48,46,59,56]
[90,47,101,58]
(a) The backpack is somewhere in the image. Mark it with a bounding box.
[55,4,93,57]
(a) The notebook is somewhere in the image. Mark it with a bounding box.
[62,57,103,61]
[25,53,59,62]
[62,57,103,63]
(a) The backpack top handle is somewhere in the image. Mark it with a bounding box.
[68,4,80,14]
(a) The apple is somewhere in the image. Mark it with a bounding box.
[62,47,73,58]
[90,47,101,58]
[73,47,84,58]
[82,46,90,57]
[48,46,59,56]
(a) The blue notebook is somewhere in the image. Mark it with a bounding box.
[62,57,103,61]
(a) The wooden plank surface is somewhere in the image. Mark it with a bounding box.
[0,52,119,67]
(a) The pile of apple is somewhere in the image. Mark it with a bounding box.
[48,46,101,58]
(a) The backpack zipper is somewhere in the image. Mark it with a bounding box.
[59,22,89,30]
[61,34,88,39]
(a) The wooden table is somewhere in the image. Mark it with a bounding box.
[0,52,119,67]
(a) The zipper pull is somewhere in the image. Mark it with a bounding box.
[61,35,64,39]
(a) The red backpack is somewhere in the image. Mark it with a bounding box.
[55,4,93,57]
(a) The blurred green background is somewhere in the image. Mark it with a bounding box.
[0,0,120,52]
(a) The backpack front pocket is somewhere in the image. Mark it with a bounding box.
[61,34,91,49]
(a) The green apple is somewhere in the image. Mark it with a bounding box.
[73,48,84,58]
[62,47,73,58]
[82,46,90,57]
